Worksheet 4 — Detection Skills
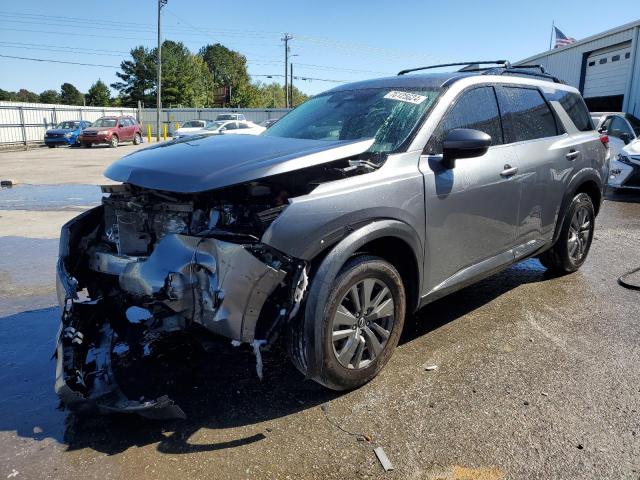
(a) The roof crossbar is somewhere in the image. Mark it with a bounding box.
[397,60,511,76]
[482,65,563,84]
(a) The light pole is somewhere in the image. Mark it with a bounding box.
[156,0,167,142]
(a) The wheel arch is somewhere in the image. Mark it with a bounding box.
[302,219,423,380]
[552,169,603,244]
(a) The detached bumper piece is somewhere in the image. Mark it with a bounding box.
[55,307,186,420]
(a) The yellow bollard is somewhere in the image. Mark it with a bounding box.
[163,124,167,141]
[176,122,180,130]
[147,124,151,143]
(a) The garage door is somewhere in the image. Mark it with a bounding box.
[583,43,632,99]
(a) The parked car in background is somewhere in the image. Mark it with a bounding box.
[55,61,607,418]
[215,113,246,121]
[44,120,92,147]
[259,118,279,128]
[174,120,266,139]
[78,116,142,148]
[174,120,215,138]
[591,112,640,188]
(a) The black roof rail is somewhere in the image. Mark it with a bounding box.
[482,65,564,84]
[397,60,511,76]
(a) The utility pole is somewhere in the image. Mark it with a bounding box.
[289,54,298,108]
[156,0,167,142]
[290,62,294,107]
[281,33,292,108]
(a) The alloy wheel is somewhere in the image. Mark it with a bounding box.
[331,278,395,369]
[567,205,591,263]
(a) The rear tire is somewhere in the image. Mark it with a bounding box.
[82,143,92,148]
[133,133,142,145]
[289,255,406,391]
[47,144,55,148]
[539,192,595,274]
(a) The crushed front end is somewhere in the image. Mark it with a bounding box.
[55,182,306,419]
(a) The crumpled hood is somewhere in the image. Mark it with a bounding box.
[105,134,374,193]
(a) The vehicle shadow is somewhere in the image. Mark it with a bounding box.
[0,259,554,457]
[402,258,553,343]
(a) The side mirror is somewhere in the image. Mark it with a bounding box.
[441,128,492,169]
[598,126,607,134]
[620,132,631,145]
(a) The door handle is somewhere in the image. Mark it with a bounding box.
[566,150,580,160]
[500,165,519,177]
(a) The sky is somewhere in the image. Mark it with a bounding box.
[0,0,638,97]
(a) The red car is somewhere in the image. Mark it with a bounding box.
[79,116,142,148]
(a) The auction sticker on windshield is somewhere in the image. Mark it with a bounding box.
[383,91,427,104]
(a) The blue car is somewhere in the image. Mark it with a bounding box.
[44,120,92,147]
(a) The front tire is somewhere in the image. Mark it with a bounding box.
[539,192,595,274]
[289,255,406,391]
[82,143,92,148]
[110,135,119,148]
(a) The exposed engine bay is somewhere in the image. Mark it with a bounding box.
[55,156,372,419]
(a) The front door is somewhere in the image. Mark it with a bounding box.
[420,86,520,295]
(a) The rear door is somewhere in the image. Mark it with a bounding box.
[421,85,520,293]
[496,86,571,249]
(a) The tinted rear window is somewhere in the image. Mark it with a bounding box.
[544,90,594,132]
[497,87,559,143]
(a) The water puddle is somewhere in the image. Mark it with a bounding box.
[0,184,102,211]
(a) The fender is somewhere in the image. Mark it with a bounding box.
[552,168,603,245]
[302,219,423,380]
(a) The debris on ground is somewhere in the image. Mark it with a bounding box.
[1,179,15,187]
[374,447,394,472]
[7,470,19,478]
[541,392,548,397]
[320,402,371,442]
[424,364,438,371]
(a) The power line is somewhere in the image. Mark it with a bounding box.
[0,53,119,68]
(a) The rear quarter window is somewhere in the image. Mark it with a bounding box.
[497,87,559,143]
[544,90,594,132]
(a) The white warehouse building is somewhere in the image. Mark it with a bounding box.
[516,20,640,116]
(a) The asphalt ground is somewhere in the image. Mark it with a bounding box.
[0,145,639,479]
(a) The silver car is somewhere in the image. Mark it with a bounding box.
[55,61,607,418]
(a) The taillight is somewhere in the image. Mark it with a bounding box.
[599,134,609,146]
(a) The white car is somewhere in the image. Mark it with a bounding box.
[591,112,640,189]
[173,120,215,138]
[175,120,266,139]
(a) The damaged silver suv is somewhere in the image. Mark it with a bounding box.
[55,61,607,418]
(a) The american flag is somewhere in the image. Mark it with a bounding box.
[554,27,576,48]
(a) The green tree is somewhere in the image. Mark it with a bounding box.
[85,79,111,106]
[111,46,155,107]
[160,41,213,107]
[15,89,40,103]
[0,88,15,101]
[250,81,309,108]
[39,89,60,104]
[199,43,254,107]
[112,41,213,107]
[60,83,84,105]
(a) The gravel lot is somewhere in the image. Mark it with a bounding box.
[0,145,639,479]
